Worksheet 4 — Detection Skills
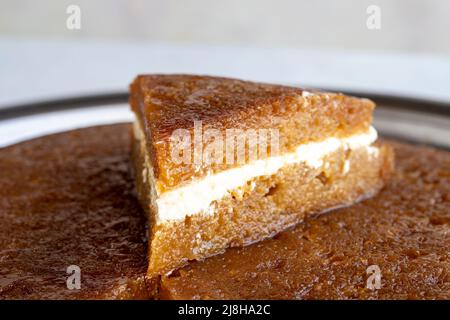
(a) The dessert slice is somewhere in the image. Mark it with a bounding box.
[129,74,394,277]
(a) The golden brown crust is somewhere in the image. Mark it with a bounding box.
[130,74,375,192]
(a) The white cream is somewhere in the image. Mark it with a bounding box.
[133,121,378,222]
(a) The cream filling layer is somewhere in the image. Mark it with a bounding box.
[133,121,378,222]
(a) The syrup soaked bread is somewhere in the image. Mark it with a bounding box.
[129,75,394,277]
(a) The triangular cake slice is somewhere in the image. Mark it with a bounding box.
[129,74,394,277]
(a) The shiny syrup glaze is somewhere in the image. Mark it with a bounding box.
[0,124,150,299]
[161,141,450,299]
[0,124,448,299]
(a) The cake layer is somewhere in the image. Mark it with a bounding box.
[130,75,375,193]
[133,131,394,276]
[134,120,379,222]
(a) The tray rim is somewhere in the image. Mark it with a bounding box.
[0,89,448,151]
[0,89,449,121]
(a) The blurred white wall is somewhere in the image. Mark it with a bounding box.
[1,0,449,54]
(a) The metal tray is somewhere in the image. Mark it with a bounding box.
[0,91,449,150]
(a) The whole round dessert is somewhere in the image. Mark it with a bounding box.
[0,124,448,299]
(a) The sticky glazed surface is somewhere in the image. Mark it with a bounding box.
[160,141,450,300]
[0,124,151,299]
[1,124,448,300]
[130,75,375,192]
